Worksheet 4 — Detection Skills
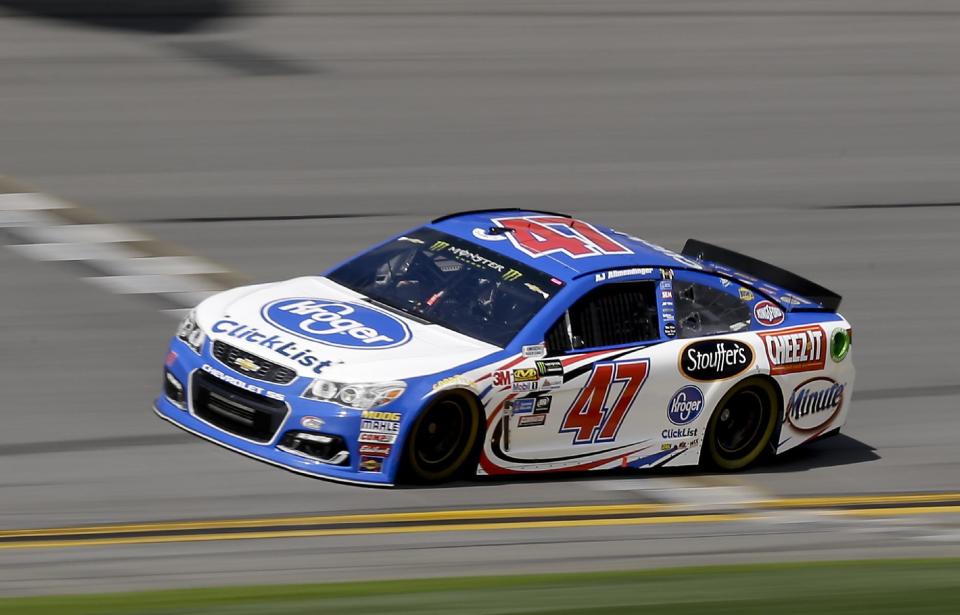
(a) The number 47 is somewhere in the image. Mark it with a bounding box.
[560,359,650,445]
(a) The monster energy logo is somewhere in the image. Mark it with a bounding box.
[502,269,522,281]
[430,240,450,251]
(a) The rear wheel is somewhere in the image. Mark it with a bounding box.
[704,378,779,471]
[403,392,481,483]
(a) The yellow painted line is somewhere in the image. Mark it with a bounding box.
[761,493,960,509]
[0,514,748,551]
[823,505,960,518]
[0,503,682,539]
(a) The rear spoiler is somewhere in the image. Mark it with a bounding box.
[681,239,842,312]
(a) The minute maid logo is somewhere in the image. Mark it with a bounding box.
[262,298,412,350]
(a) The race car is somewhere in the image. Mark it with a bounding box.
[155,209,854,486]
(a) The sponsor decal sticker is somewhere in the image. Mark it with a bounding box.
[361,410,401,421]
[679,340,754,381]
[660,268,675,280]
[492,370,513,387]
[518,414,547,427]
[739,288,755,302]
[534,396,552,414]
[786,377,845,431]
[662,427,698,439]
[522,343,547,358]
[432,375,474,391]
[510,398,537,414]
[200,364,285,401]
[300,416,325,430]
[596,267,653,283]
[261,298,412,350]
[753,300,785,327]
[360,419,399,434]
[664,322,677,338]
[667,385,704,426]
[359,444,392,457]
[759,325,826,376]
[359,456,384,472]
[539,375,563,391]
[512,380,539,393]
[513,367,539,382]
[165,350,178,366]
[535,359,564,377]
[358,432,397,444]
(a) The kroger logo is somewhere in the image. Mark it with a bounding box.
[667,385,704,426]
[261,298,411,350]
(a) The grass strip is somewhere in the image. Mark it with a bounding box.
[2,558,959,614]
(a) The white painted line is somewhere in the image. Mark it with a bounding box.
[92,256,229,277]
[0,210,64,229]
[9,242,142,261]
[14,224,150,245]
[0,192,71,211]
[86,275,221,295]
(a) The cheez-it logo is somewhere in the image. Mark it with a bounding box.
[492,215,632,259]
[759,325,826,375]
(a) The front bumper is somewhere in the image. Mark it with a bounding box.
[156,339,399,487]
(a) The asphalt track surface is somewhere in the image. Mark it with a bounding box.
[2,0,960,597]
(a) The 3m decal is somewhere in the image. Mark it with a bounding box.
[667,385,704,426]
[679,340,754,381]
[753,300,785,327]
[261,299,411,350]
[760,325,826,375]
[490,215,632,259]
[492,370,512,387]
[786,377,845,431]
[560,359,650,445]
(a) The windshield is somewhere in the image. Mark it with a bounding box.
[327,228,564,347]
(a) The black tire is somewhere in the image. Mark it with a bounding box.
[402,392,481,484]
[704,378,779,471]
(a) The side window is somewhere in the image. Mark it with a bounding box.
[673,277,751,338]
[546,282,659,353]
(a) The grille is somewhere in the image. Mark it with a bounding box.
[212,340,297,384]
[192,371,288,443]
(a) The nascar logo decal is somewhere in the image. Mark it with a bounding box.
[786,377,845,431]
[753,300,785,327]
[261,298,411,350]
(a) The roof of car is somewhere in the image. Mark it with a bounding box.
[427,209,696,282]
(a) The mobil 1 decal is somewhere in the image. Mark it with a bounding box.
[759,325,826,376]
[679,339,754,381]
[786,377,846,431]
[560,359,650,445]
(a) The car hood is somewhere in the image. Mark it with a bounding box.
[195,277,500,381]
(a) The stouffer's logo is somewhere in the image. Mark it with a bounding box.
[753,300,785,327]
[261,298,411,350]
[786,377,845,431]
[680,340,754,381]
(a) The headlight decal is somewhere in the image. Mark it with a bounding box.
[301,379,406,410]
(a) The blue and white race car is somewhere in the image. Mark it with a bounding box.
[156,209,854,486]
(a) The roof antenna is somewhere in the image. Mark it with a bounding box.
[486,226,514,235]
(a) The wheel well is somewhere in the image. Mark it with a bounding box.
[699,375,784,463]
[399,388,487,481]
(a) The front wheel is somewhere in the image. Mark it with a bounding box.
[704,378,779,471]
[402,392,481,483]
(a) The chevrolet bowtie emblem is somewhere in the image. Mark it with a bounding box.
[234,357,261,372]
